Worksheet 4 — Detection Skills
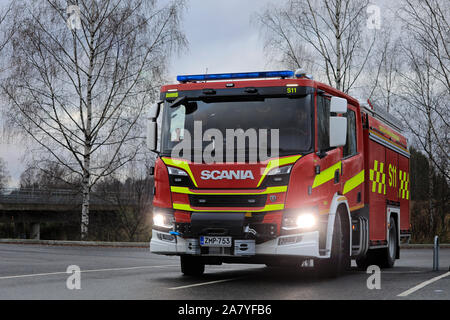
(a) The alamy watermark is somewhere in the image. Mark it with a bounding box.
[66,265,81,290]
[367,4,381,30]
[67,5,81,31]
[366,265,381,290]
[170,121,280,165]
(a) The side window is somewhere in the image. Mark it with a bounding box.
[343,109,357,157]
[317,96,330,151]
[170,105,186,142]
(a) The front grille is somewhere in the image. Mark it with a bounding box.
[189,194,267,207]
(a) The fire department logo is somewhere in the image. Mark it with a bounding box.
[369,160,386,195]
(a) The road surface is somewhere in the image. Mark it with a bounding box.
[0,244,448,300]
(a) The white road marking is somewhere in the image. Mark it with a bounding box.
[169,277,244,290]
[397,271,450,297]
[0,265,179,280]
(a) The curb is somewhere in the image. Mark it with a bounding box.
[0,239,448,249]
[0,239,149,248]
[401,244,450,249]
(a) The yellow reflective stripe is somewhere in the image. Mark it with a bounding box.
[257,155,302,187]
[312,161,342,188]
[162,158,198,187]
[171,186,287,195]
[173,203,284,213]
[165,92,178,98]
[343,170,365,194]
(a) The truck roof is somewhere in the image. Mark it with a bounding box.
[161,77,360,107]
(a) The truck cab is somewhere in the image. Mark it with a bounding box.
[148,70,410,276]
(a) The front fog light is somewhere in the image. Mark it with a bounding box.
[296,214,316,229]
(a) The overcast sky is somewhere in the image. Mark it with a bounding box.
[0,0,392,187]
[0,0,276,187]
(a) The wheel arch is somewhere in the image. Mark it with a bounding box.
[387,207,401,259]
[324,193,352,257]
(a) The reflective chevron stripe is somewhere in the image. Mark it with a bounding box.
[312,161,342,188]
[343,170,365,194]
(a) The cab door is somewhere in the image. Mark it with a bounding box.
[341,106,364,211]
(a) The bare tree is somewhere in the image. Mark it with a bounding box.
[397,0,449,182]
[95,163,153,241]
[0,157,10,189]
[19,161,79,190]
[400,0,449,93]
[0,1,14,56]
[366,31,402,113]
[256,0,375,93]
[2,0,187,239]
[395,0,450,234]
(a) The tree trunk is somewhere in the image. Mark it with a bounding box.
[81,24,95,240]
[335,0,342,91]
[427,111,434,236]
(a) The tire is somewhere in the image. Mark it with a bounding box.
[379,216,397,268]
[355,251,376,269]
[315,212,350,277]
[180,256,205,276]
[356,217,397,269]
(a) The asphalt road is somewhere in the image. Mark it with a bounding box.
[0,244,449,300]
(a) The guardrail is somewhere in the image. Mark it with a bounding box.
[0,238,149,248]
[0,188,145,206]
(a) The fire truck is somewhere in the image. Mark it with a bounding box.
[147,70,411,277]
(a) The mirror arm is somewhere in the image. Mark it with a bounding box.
[316,150,327,159]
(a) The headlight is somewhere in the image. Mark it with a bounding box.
[295,214,316,229]
[282,211,317,231]
[167,166,188,176]
[267,165,292,176]
[153,212,174,229]
[261,165,293,187]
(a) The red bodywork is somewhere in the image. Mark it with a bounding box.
[153,77,410,244]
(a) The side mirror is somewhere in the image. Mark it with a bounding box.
[329,117,347,147]
[147,101,162,152]
[330,97,348,114]
[147,121,157,151]
[149,101,162,119]
[329,97,348,147]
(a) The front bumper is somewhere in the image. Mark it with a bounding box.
[150,229,320,258]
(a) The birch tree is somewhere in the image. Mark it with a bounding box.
[2,0,186,239]
[256,0,375,93]
[396,0,450,234]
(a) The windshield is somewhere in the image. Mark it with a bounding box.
[160,95,313,161]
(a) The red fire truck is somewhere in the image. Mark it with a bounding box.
[147,70,411,277]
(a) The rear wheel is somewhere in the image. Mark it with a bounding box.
[315,212,350,277]
[380,216,397,268]
[356,217,397,269]
[180,256,205,276]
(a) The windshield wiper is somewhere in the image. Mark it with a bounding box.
[168,96,187,108]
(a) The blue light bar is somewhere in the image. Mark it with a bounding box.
[177,70,294,83]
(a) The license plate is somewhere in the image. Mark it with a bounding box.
[200,236,232,247]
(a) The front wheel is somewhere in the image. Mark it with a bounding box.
[180,256,205,276]
[315,213,350,277]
